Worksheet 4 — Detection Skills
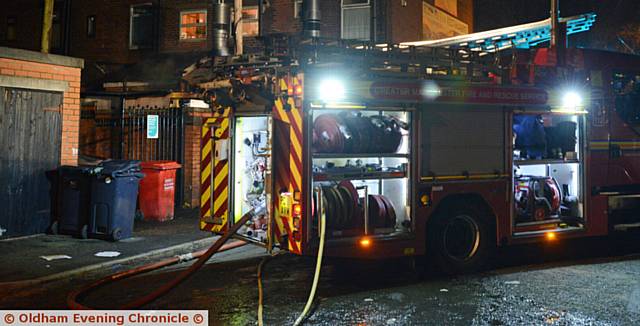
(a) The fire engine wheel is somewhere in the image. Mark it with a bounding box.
[429,204,493,274]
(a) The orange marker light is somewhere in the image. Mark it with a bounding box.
[545,232,557,241]
[359,237,371,248]
[293,204,302,216]
[295,85,303,96]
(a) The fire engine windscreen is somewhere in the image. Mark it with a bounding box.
[233,116,272,242]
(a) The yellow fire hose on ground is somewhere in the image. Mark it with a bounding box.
[258,189,327,326]
[67,195,328,325]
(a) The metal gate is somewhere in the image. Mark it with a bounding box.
[121,106,184,204]
[0,87,62,238]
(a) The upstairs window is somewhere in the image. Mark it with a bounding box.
[341,0,370,41]
[6,16,16,41]
[86,15,96,38]
[130,4,154,49]
[180,10,207,40]
[294,0,303,19]
[242,6,259,37]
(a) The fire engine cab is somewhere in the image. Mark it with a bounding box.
[186,10,640,274]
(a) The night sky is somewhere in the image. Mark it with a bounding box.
[474,0,640,52]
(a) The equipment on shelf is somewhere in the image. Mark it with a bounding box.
[313,112,406,154]
[312,160,406,181]
[312,181,396,230]
[545,121,577,159]
[515,175,562,222]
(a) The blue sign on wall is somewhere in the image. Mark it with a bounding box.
[147,115,159,139]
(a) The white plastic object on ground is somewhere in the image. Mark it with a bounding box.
[94,251,122,258]
[40,255,72,261]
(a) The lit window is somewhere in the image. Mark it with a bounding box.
[180,10,207,40]
[242,6,259,37]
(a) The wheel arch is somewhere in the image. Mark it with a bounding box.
[427,193,498,243]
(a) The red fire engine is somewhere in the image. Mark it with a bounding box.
[187,11,640,274]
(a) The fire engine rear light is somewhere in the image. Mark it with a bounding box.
[359,237,372,248]
[295,85,303,96]
[293,203,302,217]
[545,232,557,241]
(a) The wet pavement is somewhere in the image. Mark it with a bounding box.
[1,232,640,325]
[0,211,210,281]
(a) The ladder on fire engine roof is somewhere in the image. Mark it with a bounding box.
[401,13,596,54]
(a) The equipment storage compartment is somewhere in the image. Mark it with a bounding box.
[231,116,272,243]
[311,107,412,237]
[512,112,585,234]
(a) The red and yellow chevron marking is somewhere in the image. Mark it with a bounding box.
[200,107,231,234]
[273,76,305,254]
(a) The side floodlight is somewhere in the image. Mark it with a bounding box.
[422,80,441,100]
[318,79,346,102]
[561,91,583,111]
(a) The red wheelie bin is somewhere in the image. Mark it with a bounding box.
[139,161,181,221]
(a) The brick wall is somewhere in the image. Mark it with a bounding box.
[0,0,43,52]
[265,0,341,39]
[183,123,201,208]
[0,52,83,166]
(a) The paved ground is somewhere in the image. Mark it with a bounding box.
[1,232,639,325]
[0,210,211,282]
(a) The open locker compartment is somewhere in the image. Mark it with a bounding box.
[230,115,273,244]
[512,112,586,235]
[309,107,413,238]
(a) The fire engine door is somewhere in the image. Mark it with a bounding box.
[231,116,273,246]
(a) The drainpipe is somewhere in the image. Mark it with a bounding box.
[234,0,243,55]
[212,1,232,56]
[303,0,321,38]
[370,0,376,43]
[41,0,54,53]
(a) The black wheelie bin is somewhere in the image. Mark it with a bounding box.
[48,166,94,238]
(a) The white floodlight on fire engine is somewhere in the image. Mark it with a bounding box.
[422,80,441,100]
[318,79,346,102]
[561,91,584,111]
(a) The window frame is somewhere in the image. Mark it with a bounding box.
[342,0,370,7]
[179,9,208,41]
[6,16,16,42]
[294,0,303,19]
[340,0,371,41]
[129,3,154,50]
[86,15,96,38]
[241,6,259,37]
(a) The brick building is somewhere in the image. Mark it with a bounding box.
[0,0,474,210]
[0,47,83,237]
[1,0,474,90]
